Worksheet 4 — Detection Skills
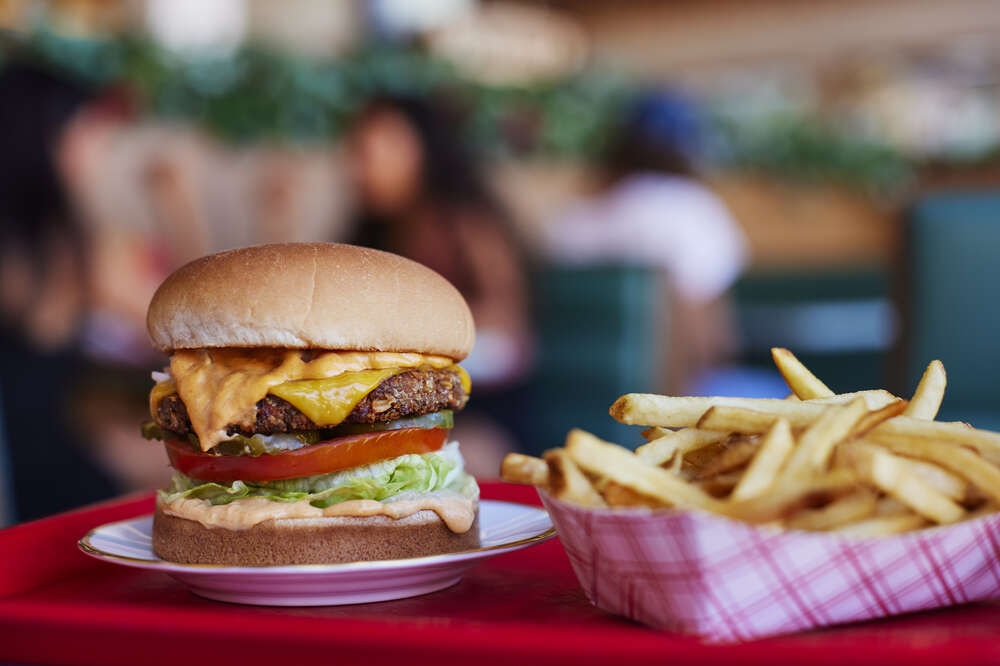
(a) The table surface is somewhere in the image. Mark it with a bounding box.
[3,482,1000,665]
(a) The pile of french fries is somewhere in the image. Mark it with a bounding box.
[502,348,1000,536]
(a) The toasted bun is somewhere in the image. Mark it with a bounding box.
[152,505,481,566]
[147,243,475,359]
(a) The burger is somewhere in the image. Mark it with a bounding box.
[141,243,479,565]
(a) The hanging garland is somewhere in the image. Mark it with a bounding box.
[2,25,914,192]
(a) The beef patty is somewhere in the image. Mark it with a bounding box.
[155,367,468,437]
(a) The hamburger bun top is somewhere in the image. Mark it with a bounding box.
[147,243,475,359]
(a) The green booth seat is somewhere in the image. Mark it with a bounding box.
[905,191,1000,430]
[731,267,894,394]
[525,264,662,454]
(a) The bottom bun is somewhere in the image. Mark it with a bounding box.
[152,504,481,566]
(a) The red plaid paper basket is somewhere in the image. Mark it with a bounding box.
[540,490,1000,642]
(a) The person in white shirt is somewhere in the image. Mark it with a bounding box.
[546,91,749,393]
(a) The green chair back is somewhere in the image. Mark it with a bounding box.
[527,264,661,454]
[906,191,1000,428]
[731,267,892,394]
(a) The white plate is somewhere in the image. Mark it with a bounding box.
[79,499,554,606]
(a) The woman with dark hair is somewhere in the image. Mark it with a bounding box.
[348,96,533,475]
[0,61,118,522]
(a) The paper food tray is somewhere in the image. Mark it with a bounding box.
[540,489,1000,642]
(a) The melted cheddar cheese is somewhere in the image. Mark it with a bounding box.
[154,349,464,451]
[269,367,404,426]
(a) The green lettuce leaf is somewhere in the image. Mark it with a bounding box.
[159,441,477,508]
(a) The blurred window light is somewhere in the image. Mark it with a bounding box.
[248,0,360,58]
[146,0,247,55]
[372,0,473,37]
[427,2,588,86]
[741,299,897,354]
[1,0,47,33]
[856,77,1000,160]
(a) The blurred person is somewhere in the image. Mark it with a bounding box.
[347,96,533,476]
[251,144,355,246]
[0,61,120,521]
[67,123,210,348]
[55,108,357,497]
[544,91,749,394]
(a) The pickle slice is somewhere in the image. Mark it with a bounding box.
[328,410,454,436]
[140,410,454,456]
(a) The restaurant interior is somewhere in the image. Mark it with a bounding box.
[2,0,1000,527]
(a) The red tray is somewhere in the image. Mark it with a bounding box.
[3,482,1000,665]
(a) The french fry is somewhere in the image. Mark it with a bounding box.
[636,436,678,468]
[808,389,899,408]
[670,447,683,474]
[849,399,909,438]
[682,440,730,476]
[871,436,1000,505]
[565,429,723,512]
[837,442,965,524]
[699,471,744,497]
[834,513,927,537]
[782,398,868,476]
[785,489,877,531]
[870,417,1000,463]
[611,392,897,430]
[725,468,858,524]
[642,427,671,441]
[772,347,834,399]
[635,427,727,466]
[730,419,794,501]
[612,395,826,428]
[543,448,607,508]
[697,406,779,434]
[599,480,665,508]
[500,453,549,487]
[674,428,731,454]
[506,351,998,538]
[874,497,910,516]
[893,457,966,502]
[696,397,905,438]
[696,438,759,480]
[904,360,946,420]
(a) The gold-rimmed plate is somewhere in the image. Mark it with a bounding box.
[79,499,554,605]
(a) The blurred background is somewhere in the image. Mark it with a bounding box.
[2,0,1000,525]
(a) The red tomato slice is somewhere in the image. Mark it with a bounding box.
[165,428,449,482]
